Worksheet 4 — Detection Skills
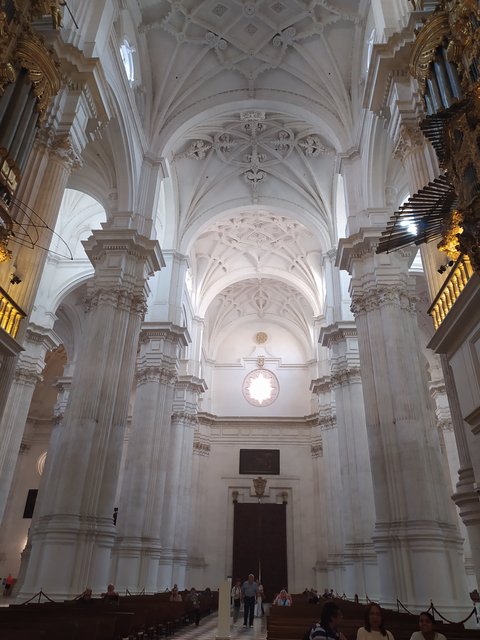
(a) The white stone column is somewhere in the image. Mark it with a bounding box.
[0,325,58,523]
[311,377,345,592]
[13,372,73,596]
[310,419,328,591]
[166,376,206,589]
[320,323,379,601]
[112,324,188,592]
[0,131,80,510]
[338,237,470,613]
[17,229,161,599]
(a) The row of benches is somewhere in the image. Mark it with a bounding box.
[266,598,479,640]
[0,592,217,640]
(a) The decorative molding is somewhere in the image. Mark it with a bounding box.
[351,286,417,315]
[135,365,177,387]
[193,438,211,456]
[318,414,337,431]
[310,376,332,396]
[393,123,426,161]
[171,412,198,428]
[14,366,42,386]
[330,367,361,387]
[311,440,323,458]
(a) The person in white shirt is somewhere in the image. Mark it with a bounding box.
[231,579,242,622]
[409,611,446,640]
[356,602,395,640]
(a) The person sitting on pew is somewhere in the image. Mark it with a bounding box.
[77,587,94,604]
[169,586,183,602]
[356,602,395,640]
[102,583,120,606]
[273,588,293,606]
[409,611,446,640]
[309,601,347,640]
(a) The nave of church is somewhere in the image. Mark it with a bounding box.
[0,0,479,623]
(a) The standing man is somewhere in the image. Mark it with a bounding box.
[241,573,258,628]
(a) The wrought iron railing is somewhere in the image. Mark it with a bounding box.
[0,286,26,338]
[428,254,474,330]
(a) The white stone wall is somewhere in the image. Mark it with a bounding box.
[187,420,323,594]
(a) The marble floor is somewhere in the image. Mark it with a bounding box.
[181,613,267,640]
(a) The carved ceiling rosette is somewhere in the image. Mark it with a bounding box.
[176,111,333,201]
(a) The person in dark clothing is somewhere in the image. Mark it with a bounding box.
[241,573,258,628]
[187,587,201,626]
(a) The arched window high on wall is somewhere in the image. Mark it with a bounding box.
[120,39,135,84]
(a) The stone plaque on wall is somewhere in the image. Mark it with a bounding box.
[239,449,280,475]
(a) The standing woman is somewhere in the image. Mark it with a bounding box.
[356,603,395,640]
[410,612,446,640]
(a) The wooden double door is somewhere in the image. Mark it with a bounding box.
[232,502,287,602]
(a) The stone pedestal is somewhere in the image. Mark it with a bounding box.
[17,230,161,599]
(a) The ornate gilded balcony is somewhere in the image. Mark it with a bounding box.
[428,254,474,330]
[0,287,26,339]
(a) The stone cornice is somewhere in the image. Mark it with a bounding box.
[82,229,164,276]
[175,375,206,393]
[310,376,332,396]
[139,323,190,347]
[336,228,384,272]
[363,11,428,116]
[320,321,357,348]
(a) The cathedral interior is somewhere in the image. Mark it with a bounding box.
[0,0,479,622]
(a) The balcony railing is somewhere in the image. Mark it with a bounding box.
[428,254,474,330]
[0,287,26,339]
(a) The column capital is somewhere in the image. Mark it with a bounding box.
[135,365,177,387]
[171,412,198,428]
[318,414,337,431]
[351,285,417,316]
[34,129,83,171]
[393,123,426,161]
[330,367,362,388]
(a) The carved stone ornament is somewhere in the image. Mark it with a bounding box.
[176,112,333,201]
[16,33,61,122]
[253,476,267,498]
[159,0,357,81]
[351,286,417,315]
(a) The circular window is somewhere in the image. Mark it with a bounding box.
[243,368,279,407]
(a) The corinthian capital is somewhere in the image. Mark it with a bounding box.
[49,133,83,170]
[393,124,425,161]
